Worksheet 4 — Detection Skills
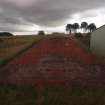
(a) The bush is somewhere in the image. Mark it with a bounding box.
[38,31,45,36]
[74,33,82,37]
[0,32,13,37]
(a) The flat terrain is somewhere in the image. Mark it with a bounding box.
[0,35,42,66]
[0,35,105,105]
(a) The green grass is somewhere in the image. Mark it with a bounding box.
[0,35,44,67]
[0,85,105,105]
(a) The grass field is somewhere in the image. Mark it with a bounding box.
[0,35,105,105]
[0,35,43,66]
[0,84,105,105]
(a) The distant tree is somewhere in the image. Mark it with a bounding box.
[38,31,45,35]
[73,23,80,33]
[87,23,96,33]
[66,24,73,34]
[81,22,88,33]
[0,32,13,37]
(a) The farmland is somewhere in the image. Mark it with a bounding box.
[0,35,43,66]
[0,35,105,105]
[0,84,105,105]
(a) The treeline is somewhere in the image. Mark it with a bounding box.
[0,32,13,37]
[66,22,96,34]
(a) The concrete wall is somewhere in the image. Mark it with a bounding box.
[90,25,105,57]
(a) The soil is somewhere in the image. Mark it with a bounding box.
[0,36,105,89]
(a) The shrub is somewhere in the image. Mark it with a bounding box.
[0,32,13,37]
[38,31,45,36]
[74,33,82,37]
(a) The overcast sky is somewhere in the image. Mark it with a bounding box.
[0,0,105,34]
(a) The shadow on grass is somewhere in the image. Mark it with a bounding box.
[0,84,105,105]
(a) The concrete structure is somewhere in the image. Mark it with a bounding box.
[90,25,105,57]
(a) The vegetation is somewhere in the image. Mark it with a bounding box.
[75,33,91,51]
[0,32,13,37]
[38,31,45,36]
[0,84,105,105]
[66,24,73,34]
[0,85,37,105]
[0,35,43,66]
[87,23,97,32]
[66,23,80,34]
[66,22,96,34]
[74,33,82,37]
[68,22,96,49]
[73,23,80,33]
[81,22,88,33]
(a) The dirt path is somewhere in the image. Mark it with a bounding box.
[0,36,105,88]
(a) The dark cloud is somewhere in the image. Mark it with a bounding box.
[0,0,105,31]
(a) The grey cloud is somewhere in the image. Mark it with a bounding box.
[0,0,105,31]
[20,0,105,26]
[79,8,105,19]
